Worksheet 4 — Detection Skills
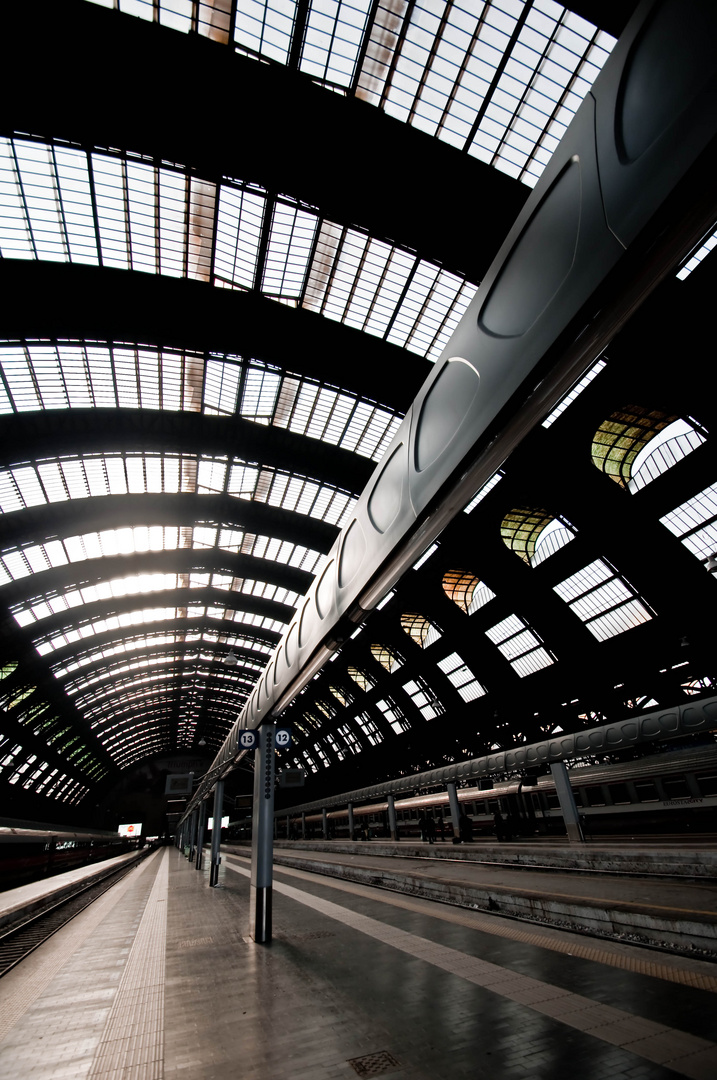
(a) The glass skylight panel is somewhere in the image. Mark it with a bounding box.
[300,0,374,88]
[386,264,477,361]
[233,0,297,64]
[553,559,653,642]
[467,583,496,615]
[240,365,283,423]
[214,185,266,289]
[628,419,706,494]
[463,469,504,514]
[262,201,319,299]
[676,228,717,280]
[436,650,485,701]
[541,357,606,428]
[402,677,445,720]
[485,613,553,676]
[376,697,409,734]
[467,3,615,185]
[0,343,201,414]
[660,483,717,565]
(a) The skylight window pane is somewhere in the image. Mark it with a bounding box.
[54,147,99,265]
[0,138,34,258]
[542,357,606,428]
[301,0,373,88]
[554,559,653,641]
[13,140,66,263]
[677,229,717,280]
[241,365,282,422]
[234,0,296,65]
[92,154,129,269]
[660,482,717,564]
[214,185,266,288]
[262,201,318,298]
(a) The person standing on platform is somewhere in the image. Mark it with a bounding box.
[425,815,436,844]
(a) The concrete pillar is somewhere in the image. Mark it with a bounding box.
[446,782,461,840]
[209,779,224,887]
[189,808,198,860]
[250,723,276,943]
[347,802,354,840]
[322,807,329,839]
[387,794,398,840]
[195,800,206,870]
[550,762,585,844]
[301,811,306,839]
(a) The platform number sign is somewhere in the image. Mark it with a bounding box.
[239,730,258,750]
[275,728,292,749]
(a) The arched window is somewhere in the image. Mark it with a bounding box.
[0,661,17,682]
[501,508,575,566]
[370,645,402,673]
[329,684,353,706]
[400,613,441,648]
[442,570,495,614]
[347,666,375,691]
[591,407,706,489]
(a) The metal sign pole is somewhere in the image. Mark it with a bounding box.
[250,723,275,943]
[209,779,224,886]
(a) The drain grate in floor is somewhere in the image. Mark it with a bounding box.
[348,1051,401,1076]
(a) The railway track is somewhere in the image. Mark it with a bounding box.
[0,859,139,978]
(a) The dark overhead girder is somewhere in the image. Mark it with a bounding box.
[0,493,339,553]
[16,586,294,644]
[0,549,312,610]
[0,409,376,497]
[0,261,425,413]
[2,1,528,284]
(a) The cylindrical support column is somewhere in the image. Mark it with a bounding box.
[286,814,290,839]
[250,723,276,943]
[209,779,224,887]
[550,762,585,844]
[446,782,461,841]
[347,802,354,840]
[322,807,329,839]
[387,794,397,840]
[195,800,207,870]
[301,812,306,839]
[189,808,198,860]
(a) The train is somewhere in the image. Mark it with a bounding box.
[0,826,139,891]
[272,744,717,842]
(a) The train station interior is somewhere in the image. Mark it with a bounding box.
[0,0,716,1078]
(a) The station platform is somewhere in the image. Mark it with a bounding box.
[261,840,717,957]
[1,845,716,1079]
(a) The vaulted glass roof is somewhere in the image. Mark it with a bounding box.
[4,0,715,816]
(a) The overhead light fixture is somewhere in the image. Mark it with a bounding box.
[198,737,207,747]
[225,650,238,666]
[705,554,717,571]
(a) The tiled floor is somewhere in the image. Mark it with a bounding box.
[1,845,716,1079]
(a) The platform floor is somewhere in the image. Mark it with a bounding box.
[1,845,716,1079]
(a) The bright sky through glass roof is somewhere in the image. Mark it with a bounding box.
[83,0,615,189]
[0,138,474,363]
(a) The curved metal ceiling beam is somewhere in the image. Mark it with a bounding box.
[17,586,294,644]
[0,548,312,609]
[0,493,339,553]
[0,263,422,413]
[0,409,376,496]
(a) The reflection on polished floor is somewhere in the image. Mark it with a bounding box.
[0,845,715,1079]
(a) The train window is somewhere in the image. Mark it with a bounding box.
[608,783,631,805]
[585,786,606,807]
[695,772,717,796]
[661,776,691,799]
[546,794,560,809]
[633,780,659,802]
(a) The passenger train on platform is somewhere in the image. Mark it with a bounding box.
[270,744,717,843]
[0,828,136,891]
